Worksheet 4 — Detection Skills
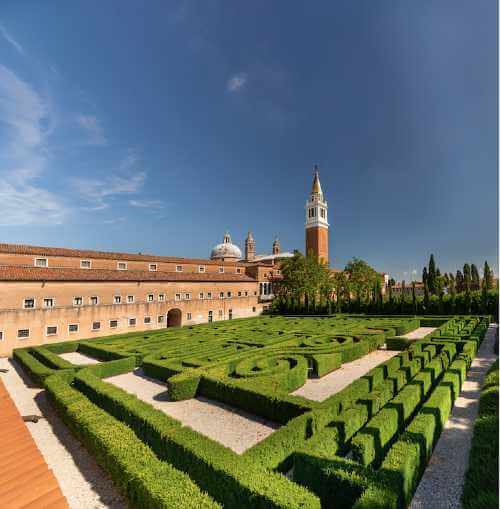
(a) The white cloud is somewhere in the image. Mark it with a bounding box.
[226,72,247,92]
[71,157,147,210]
[0,64,69,225]
[129,199,164,209]
[76,114,107,146]
[0,24,24,55]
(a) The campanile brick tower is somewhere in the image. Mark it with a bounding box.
[305,166,329,265]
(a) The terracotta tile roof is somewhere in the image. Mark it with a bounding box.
[0,243,240,266]
[0,378,68,508]
[0,265,256,283]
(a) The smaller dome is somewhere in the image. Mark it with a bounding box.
[210,232,242,260]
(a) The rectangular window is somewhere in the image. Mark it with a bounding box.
[128,318,136,327]
[73,296,83,306]
[227,291,232,298]
[144,316,151,324]
[114,295,122,304]
[0,331,4,341]
[236,268,242,274]
[158,293,165,302]
[68,324,79,333]
[109,320,118,328]
[184,293,191,300]
[90,296,99,305]
[176,265,183,272]
[17,329,30,339]
[207,292,212,299]
[92,321,101,330]
[187,312,192,320]
[157,315,164,323]
[117,262,127,270]
[276,269,281,275]
[198,266,206,273]
[219,292,224,299]
[244,291,248,296]
[208,311,213,322]
[149,263,157,271]
[199,292,204,299]
[218,310,223,318]
[228,309,233,320]
[219,267,224,273]
[46,326,57,336]
[252,307,256,312]
[34,258,48,267]
[147,294,154,302]
[320,208,325,218]
[175,293,181,301]
[23,298,35,309]
[44,298,55,308]
[127,295,134,303]
[238,291,242,297]
[80,260,91,269]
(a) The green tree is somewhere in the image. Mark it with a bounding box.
[456,270,464,293]
[471,264,480,291]
[428,254,437,294]
[483,261,494,290]
[463,263,471,293]
[411,281,417,314]
[344,258,382,309]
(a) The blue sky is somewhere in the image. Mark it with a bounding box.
[0,1,497,281]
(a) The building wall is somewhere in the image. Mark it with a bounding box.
[0,280,261,356]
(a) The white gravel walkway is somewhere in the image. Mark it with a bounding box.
[401,327,437,339]
[0,357,126,509]
[106,368,279,454]
[292,349,400,402]
[59,351,101,365]
[410,323,498,509]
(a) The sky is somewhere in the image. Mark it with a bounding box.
[0,1,497,282]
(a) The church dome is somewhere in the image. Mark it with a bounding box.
[210,232,242,260]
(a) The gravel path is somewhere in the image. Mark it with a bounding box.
[410,323,498,509]
[292,349,400,402]
[401,327,437,339]
[59,351,101,365]
[107,368,279,454]
[0,357,126,509]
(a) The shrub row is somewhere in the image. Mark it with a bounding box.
[12,347,60,386]
[73,369,321,509]
[462,359,499,509]
[350,349,452,467]
[44,373,221,509]
[30,346,76,370]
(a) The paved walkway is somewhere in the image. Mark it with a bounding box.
[410,324,498,509]
[401,327,437,339]
[292,349,399,402]
[0,377,68,508]
[0,358,126,509]
[107,368,279,454]
[59,352,101,365]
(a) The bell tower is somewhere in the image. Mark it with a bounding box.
[305,166,329,264]
[245,231,255,261]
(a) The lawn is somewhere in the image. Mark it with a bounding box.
[14,314,491,508]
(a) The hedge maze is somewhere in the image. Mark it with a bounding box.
[13,314,490,508]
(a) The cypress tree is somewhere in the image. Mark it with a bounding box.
[423,280,430,310]
[471,264,480,291]
[400,280,406,312]
[422,267,428,286]
[411,281,417,314]
[428,254,437,294]
[463,263,471,293]
[456,270,464,293]
[483,261,494,290]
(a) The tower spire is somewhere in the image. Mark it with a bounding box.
[311,165,323,195]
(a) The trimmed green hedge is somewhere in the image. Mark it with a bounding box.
[44,374,221,509]
[462,359,499,509]
[13,348,63,386]
[73,369,321,509]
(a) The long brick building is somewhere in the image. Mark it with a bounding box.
[0,170,329,356]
